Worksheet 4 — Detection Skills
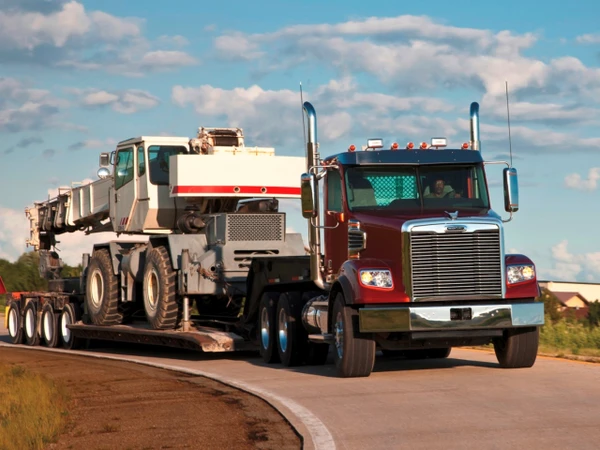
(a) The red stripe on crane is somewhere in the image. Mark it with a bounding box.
[171,185,301,195]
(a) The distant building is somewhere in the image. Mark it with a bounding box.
[538,280,600,303]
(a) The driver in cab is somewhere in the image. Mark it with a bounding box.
[424,178,461,198]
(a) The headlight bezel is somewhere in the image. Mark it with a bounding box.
[359,269,394,290]
[506,264,536,285]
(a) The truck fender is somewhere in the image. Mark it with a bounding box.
[327,274,355,334]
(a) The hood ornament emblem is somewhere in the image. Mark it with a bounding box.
[445,210,459,220]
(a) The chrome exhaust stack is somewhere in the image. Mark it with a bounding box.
[470,102,480,151]
[302,101,325,289]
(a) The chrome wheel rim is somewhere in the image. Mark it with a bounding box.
[25,307,35,339]
[278,308,288,353]
[8,307,18,338]
[334,311,344,359]
[61,310,72,343]
[90,269,104,308]
[260,307,270,350]
[43,310,54,342]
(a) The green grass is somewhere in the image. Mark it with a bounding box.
[0,365,70,450]
[540,317,600,355]
[0,295,6,309]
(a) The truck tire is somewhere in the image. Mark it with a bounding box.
[332,292,375,378]
[23,301,40,346]
[143,245,181,330]
[60,303,84,350]
[259,293,280,364]
[493,327,539,368]
[41,303,60,348]
[276,292,307,367]
[7,302,23,345]
[86,248,123,326]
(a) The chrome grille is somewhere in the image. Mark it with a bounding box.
[227,214,284,241]
[410,228,502,300]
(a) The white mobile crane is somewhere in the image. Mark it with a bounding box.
[6,125,313,354]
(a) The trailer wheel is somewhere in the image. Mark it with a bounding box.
[493,327,539,368]
[259,293,280,364]
[86,248,122,326]
[41,303,60,348]
[332,292,375,378]
[60,303,84,350]
[23,301,40,346]
[7,303,23,345]
[276,292,307,367]
[143,245,181,330]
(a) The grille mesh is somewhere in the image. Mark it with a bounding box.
[410,229,502,300]
[227,214,284,241]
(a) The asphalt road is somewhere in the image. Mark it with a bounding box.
[2,326,599,450]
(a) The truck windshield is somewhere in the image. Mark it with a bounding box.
[345,165,490,211]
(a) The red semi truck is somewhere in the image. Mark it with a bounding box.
[4,101,543,377]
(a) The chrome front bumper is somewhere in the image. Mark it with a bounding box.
[358,302,544,333]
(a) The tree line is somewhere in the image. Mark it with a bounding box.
[0,252,81,306]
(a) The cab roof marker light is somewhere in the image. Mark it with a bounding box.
[431,137,447,148]
[406,142,414,150]
[462,142,470,149]
[420,142,429,150]
[348,144,356,152]
[391,142,399,150]
[367,138,383,149]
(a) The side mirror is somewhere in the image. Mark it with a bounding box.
[503,167,519,213]
[300,173,316,219]
[99,152,110,167]
[97,167,111,179]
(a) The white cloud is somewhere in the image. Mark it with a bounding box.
[74,88,159,114]
[171,78,462,147]
[576,33,600,44]
[564,168,600,191]
[68,138,116,152]
[140,50,198,68]
[211,15,600,124]
[544,240,600,282]
[0,1,196,74]
[0,206,29,261]
[0,77,68,132]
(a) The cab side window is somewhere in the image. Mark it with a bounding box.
[115,147,134,190]
[137,145,145,177]
[327,170,342,212]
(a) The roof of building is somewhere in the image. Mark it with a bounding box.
[552,291,590,306]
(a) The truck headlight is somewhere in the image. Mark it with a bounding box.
[360,270,393,289]
[507,265,535,284]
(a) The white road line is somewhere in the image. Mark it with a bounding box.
[0,342,336,450]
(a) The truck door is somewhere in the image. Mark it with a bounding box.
[324,169,347,279]
[112,146,137,232]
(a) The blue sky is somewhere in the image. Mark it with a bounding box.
[1,0,600,282]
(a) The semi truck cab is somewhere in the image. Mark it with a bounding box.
[296,102,544,377]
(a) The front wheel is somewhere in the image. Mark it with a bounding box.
[493,327,539,368]
[332,293,375,378]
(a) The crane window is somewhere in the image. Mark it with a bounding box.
[148,145,187,185]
